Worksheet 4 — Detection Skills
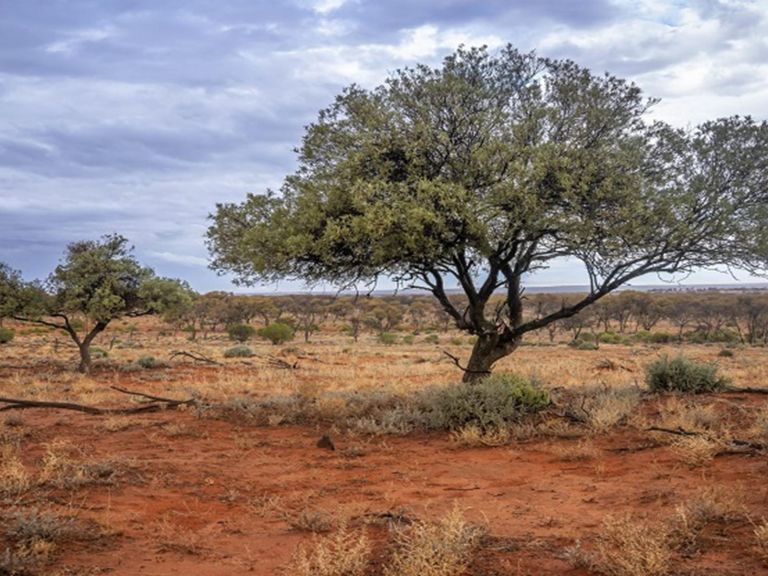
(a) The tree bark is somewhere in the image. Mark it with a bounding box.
[461,334,518,383]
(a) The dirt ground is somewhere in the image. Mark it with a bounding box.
[2,327,768,575]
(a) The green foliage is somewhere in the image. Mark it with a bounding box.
[224,345,255,358]
[136,355,162,368]
[401,335,415,345]
[0,327,14,344]
[423,334,440,345]
[227,323,256,343]
[90,347,108,359]
[636,331,674,344]
[645,355,729,393]
[257,322,295,345]
[598,332,623,344]
[425,373,550,431]
[569,339,599,350]
[378,332,398,345]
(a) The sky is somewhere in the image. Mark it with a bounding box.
[1,0,767,292]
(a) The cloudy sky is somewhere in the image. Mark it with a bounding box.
[1,0,767,292]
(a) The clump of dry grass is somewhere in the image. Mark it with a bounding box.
[450,424,510,447]
[154,516,210,556]
[591,515,672,576]
[566,515,673,576]
[38,440,135,489]
[286,508,336,533]
[562,386,641,432]
[670,435,723,467]
[754,519,768,564]
[552,439,599,462]
[383,505,485,576]
[670,486,744,552]
[289,526,371,576]
[0,444,30,499]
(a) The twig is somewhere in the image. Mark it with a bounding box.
[722,386,768,395]
[441,350,490,377]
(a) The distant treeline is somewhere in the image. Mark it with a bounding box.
[159,290,768,345]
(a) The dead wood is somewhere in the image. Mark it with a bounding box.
[169,350,222,365]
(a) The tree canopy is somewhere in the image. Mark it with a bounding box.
[207,45,768,380]
[2,234,193,372]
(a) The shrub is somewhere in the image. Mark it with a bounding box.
[645,355,729,393]
[425,373,549,431]
[717,348,734,358]
[599,332,623,344]
[569,338,599,350]
[401,335,415,345]
[90,346,108,359]
[290,527,370,576]
[227,323,256,343]
[378,332,398,345]
[224,346,255,358]
[135,355,164,369]
[0,327,14,345]
[636,331,673,344]
[423,334,439,345]
[257,323,295,345]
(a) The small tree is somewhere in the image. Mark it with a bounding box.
[2,234,192,373]
[208,45,768,381]
[227,323,256,343]
[257,322,295,345]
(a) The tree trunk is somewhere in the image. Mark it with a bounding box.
[461,334,518,383]
[77,344,92,374]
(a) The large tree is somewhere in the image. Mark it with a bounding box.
[2,234,193,373]
[207,45,768,381]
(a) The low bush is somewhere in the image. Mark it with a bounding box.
[0,327,14,345]
[224,346,255,358]
[569,339,599,350]
[135,355,166,369]
[423,334,439,345]
[424,373,549,432]
[598,332,623,344]
[227,323,256,343]
[645,355,729,393]
[378,332,398,345]
[90,346,108,359]
[257,323,295,345]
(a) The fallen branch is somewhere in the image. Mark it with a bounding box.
[169,350,222,365]
[0,387,198,415]
[722,386,768,395]
[646,426,765,452]
[266,356,299,370]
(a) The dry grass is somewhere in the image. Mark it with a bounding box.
[670,435,723,467]
[0,444,30,499]
[288,526,371,576]
[670,486,744,552]
[450,424,510,447]
[592,515,672,576]
[383,505,485,576]
[286,508,336,533]
[754,519,768,564]
[552,439,599,462]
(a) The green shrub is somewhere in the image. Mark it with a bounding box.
[378,332,398,345]
[257,323,295,345]
[224,345,255,358]
[423,334,440,345]
[136,355,163,369]
[598,332,622,344]
[717,348,735,358]
[402,335,415,345]
[645,355,729,393]
[425,373,550,431]
[227,323,256,343]
[0,327,15,344]
[90,346,108,359]
[569,339,599,350]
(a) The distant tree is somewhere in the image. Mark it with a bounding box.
[227,323,257,343]
[208,45,768,381]
[2,234,190,373]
